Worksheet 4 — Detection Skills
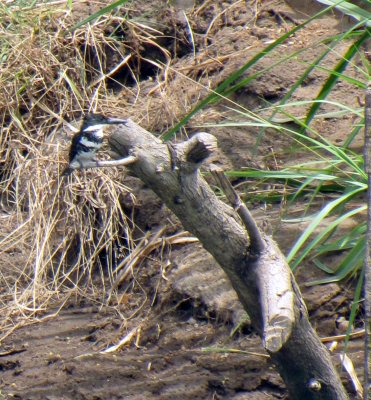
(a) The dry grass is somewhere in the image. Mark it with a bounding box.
[0,1,171,335]
[0,0,260,337]
[0,0,214,339]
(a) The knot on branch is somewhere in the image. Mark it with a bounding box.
[180,132,218,165]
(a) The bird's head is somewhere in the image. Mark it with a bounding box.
[81,113,127,134]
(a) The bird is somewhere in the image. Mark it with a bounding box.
[62,113,127,176]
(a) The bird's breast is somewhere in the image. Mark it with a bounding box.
[79,136,102,149]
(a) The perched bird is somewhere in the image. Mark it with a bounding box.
[62,113,127,176]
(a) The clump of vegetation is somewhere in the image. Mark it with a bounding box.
[0,2,144,328]
[0,0,206,337]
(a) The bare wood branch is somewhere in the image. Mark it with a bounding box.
[209,165,265,255]
[66,155,138,172]
[208,165,295,352]
[108,119,349,399]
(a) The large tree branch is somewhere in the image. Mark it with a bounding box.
[108,120,349,400]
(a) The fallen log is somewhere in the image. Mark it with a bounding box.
[105,119,349,400]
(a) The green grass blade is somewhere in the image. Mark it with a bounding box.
[309,64,367,87]
[343,119,364,148]
[217,106,365,178]
[277,114,367,178]
[313,222,366,257]
[315,0,371,26]
[263,25,365,124]
[307,236,365,285]
[290,176,323,202]
[70,0,130,31]
[287,186,364,265]
[289,205,366,270]
[273,99,364,118]
[312,259,337,274]
[304,29,370,127]
[60,70,83,100]
[343,266,364,347]
[162,2,343,140]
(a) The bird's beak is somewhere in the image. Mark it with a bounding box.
[106,117,127,125]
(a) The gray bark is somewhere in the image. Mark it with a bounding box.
[107,120,349,399]
[363,83,371,400]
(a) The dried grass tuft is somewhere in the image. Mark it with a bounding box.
[0,2,163,333]
[0,0,241,337]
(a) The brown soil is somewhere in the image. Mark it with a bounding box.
[0,1,367,399]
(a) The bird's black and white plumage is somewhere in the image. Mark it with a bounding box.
[62,113,127,176]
